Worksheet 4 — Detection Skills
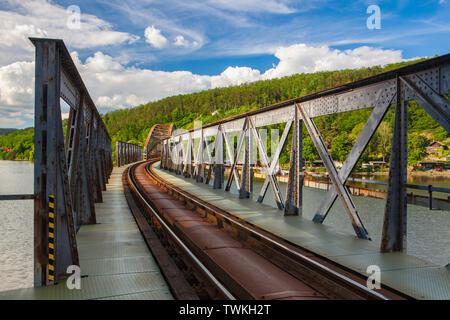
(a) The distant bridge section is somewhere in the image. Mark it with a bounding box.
[144,124,175,160]
[115,141,143,167]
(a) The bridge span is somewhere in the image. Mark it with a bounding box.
[0,38,448,300]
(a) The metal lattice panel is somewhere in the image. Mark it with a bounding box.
[404,68,440,101]
[83,102,92,124]
[441,65,450,93]
[60,69,80,109]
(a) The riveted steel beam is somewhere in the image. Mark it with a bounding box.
[381,78,408,252]
[239,120,253,199]
[285,106,303,216]
[213,125,225,190]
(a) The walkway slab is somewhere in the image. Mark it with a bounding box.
[0,165,173,300]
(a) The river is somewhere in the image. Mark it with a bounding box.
[0,161,448,293]
[0,161,34,292]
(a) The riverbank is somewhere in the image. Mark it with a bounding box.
[309,169,450,178]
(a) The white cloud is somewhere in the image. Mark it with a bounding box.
[207,0,296,14]
[74,44,405,110]
[173,35,199,48]
[262,44,404,79]
[0,43,407,127]
[0,117,26,128]
[0,61,34,107]
[145,25,169,49]
[210,66,262,87]
[0,0,139,65]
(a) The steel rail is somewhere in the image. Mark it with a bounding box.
[146,161,391,300]
[127,161,235,300]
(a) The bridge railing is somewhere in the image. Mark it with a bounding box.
[160,54,450,253]
[115,141,142,167]
[0,38,113,287]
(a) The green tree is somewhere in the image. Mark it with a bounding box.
[408,133,427,165]
[302,136,319,166]
[331,133,354,163]
[375,122,392,162]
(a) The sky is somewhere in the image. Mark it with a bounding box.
[0,0,449,128]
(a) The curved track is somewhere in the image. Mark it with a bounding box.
[125,160,408,300]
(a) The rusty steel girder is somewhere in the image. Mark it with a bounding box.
[30,38,113,286]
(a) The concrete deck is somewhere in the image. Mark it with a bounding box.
[0,165,173,300]
[153,163,449,300]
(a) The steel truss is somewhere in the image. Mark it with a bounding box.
[161,54,450,251]
[31,38,113,286]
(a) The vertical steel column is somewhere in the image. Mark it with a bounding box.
[196,129,204,183]
[184,134,193,177]
[176,136,183,175]
[115,141,119,166]
[77,111,96,224]
[161,140,167,169]
[285,106,303,216]
[168,141,174,171]
[381,78,408,252]
[33,39,50,287]
[92,120,103,203]
[214,126,225,189]
[66,96,84,229]
[239,121,252,198]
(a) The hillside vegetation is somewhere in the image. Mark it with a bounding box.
[0,128,17,136]
[0,127,34,160]
[1,58,449,165]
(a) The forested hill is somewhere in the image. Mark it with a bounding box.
[103,58,436,144]
[0,128,17,136]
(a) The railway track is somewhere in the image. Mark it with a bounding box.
[124,159,408,300]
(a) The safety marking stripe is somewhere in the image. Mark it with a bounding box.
[48,195,55,284]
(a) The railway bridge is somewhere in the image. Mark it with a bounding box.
[0,38,449,300]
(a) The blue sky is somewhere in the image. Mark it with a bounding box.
[0,0,449,128]
[53,0,450,74]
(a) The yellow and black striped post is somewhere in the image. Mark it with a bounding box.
[48,195,55,284]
